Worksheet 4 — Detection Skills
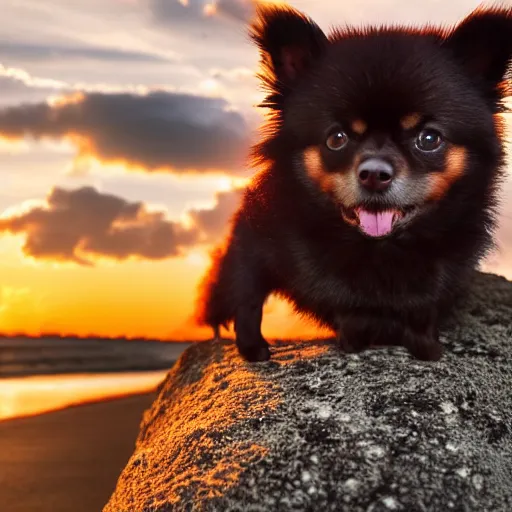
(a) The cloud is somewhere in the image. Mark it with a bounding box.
[0,187,200,266]
[148,0,255,31]
[0,64,70,106]
[150,0,206,21]
[188,187,244,240]
[149,0,272,24]
[0,91,250,174]
[0,62,202,100]
[0,64,68,91]
[210,66,255,83]
[0,42,172,64]
[212,0,254,21]
[214,0,289,22]
[150,0,223,23]
[0,77,59,107]
[0,183,246,266]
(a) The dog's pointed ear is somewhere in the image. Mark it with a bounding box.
[250,5,328,90]
[442,8,512,102]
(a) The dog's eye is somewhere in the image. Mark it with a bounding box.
[326,130,349,151]
[416,129,443,152]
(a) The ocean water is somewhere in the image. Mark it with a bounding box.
[0,338,192,377]
[0,338,193,421]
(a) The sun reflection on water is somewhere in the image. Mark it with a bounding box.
[0,370,168,422]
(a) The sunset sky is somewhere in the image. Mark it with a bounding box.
[0,0,511,340]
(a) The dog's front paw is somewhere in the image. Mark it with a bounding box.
[405,332,443,362]
[334,317,371,355]
[236,336,271,362]
[336,330,369,354]
[335,333,365,354]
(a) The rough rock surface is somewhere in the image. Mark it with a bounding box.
[104,272,512,512]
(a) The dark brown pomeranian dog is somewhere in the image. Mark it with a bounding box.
[195,4,512,362]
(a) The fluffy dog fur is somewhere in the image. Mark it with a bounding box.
[195,4,512,362]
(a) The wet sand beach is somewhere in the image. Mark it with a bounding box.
[0,393,155,512]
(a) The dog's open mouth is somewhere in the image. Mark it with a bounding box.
[342,206,417,238]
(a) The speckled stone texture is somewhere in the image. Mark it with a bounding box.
[104,272,512,512]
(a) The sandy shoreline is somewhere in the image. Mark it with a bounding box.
[0,393,155,512]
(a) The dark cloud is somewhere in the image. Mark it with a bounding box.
[0,42,171,63]
[0,184,247,266]
[188,187,244,240]
[0,187,199,266]
[0,91,249,174]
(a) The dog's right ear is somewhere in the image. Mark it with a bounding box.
[250,5,327,101]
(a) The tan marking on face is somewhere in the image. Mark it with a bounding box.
[303,146,347,197]
[400,113,422,131]
[427,146,467,201]
[351,119,367,135]
[303,147,330,191]
[302,147,359,208]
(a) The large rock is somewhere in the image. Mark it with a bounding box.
[104,272,512,512]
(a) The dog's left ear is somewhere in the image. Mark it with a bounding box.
[443,8,512,103]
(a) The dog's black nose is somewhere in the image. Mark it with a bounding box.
[357,158,394,192]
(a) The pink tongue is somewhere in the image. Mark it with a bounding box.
[357,209,395,237]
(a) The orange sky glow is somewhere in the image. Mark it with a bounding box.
[0,112,509,343]
[0,213,331,340]
[0,0,510,345]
